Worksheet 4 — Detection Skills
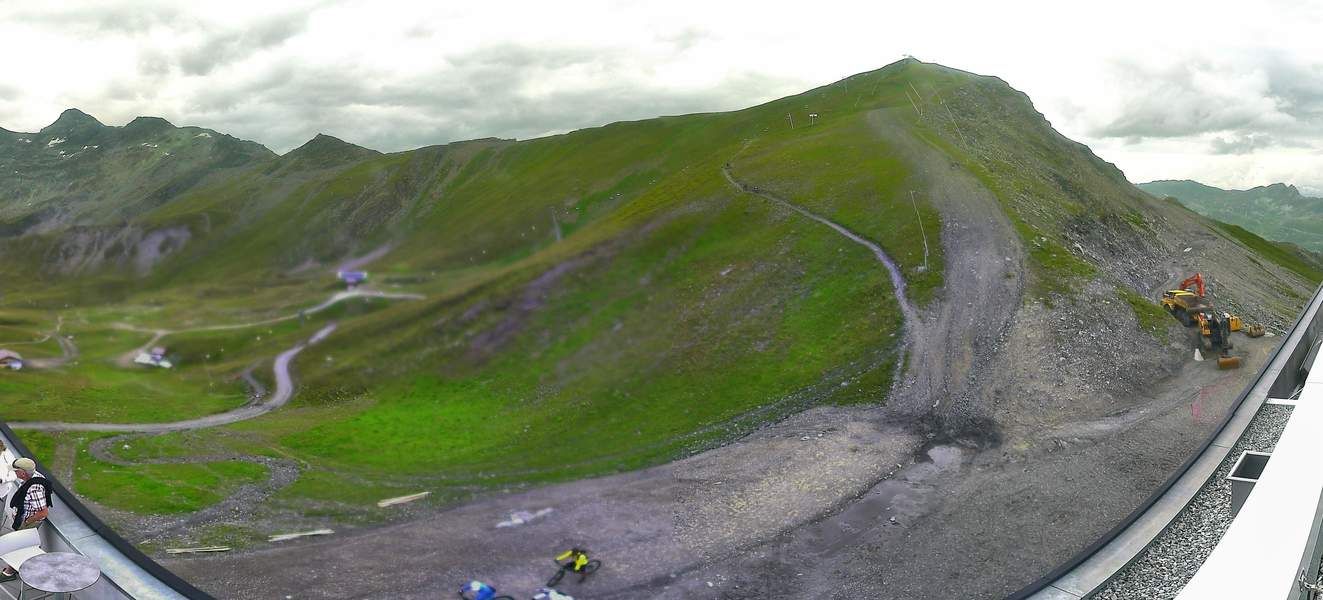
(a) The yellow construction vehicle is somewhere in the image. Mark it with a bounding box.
[1193,310,1241,369]
[1162,273,1257,369]
[1161,273,1211,326]
[1210,313,1244,335]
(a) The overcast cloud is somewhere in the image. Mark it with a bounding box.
[3,0,1323,193]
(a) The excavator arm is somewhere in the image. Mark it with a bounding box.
[1178,273,1205,297]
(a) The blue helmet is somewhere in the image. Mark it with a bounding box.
[460,580,495,600]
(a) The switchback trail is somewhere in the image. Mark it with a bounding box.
[86,432,302,543]
[24,316,77,369]
[14,324,338,433]
[722,163,922,394]
[721,164,920,329]
[113,288,422,368]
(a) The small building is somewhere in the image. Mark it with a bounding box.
[134,346,173,369]
[0,349,23,371]
[337,270,368,288]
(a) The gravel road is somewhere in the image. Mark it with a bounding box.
[14,323,337,433]
[721,165,918,325]
[23,316,77,369]
[113,288,422,367]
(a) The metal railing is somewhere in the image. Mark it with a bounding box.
[1011,282,1323,599]
[1177,323,1323,598]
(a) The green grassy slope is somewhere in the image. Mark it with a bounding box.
[1214,222,1323,283]
[1,60,957,515]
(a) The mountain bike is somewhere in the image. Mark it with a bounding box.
[545,552,601,587]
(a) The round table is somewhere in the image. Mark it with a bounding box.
[18,552,100,599]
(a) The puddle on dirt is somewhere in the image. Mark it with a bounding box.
[799,445,964,558]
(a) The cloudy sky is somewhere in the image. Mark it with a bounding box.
[3,0,1322,192]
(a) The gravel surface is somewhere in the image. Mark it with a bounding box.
[1094,404,1294,600]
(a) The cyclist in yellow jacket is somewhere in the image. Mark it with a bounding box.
[555,548,591,573]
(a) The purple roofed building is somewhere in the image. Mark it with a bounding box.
[337,270,368,288]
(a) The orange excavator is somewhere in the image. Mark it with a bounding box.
[1160,273,1210,327]
[1160,273,1263,369]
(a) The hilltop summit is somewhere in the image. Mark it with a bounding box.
[122,115,176,137]
[41,108,104,131]
[36,108,107,145]
[279,133,380,170]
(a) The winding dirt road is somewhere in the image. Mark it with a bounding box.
[721,165,920,328]
[14,323,338,433]
[23,316,79,369]
[86,432,303,544]
[19,287,422,433]
[114,288,423,368]
[722,162,925,392]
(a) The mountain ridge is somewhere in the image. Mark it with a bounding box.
[1139,178,1323,253]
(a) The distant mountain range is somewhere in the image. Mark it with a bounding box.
[1138,180,1323,252]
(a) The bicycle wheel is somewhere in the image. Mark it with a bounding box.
[581,560,602,574]
[546,567,567,587]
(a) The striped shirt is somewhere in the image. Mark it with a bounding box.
[22,471,47,517]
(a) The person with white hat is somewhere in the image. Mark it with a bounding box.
[0,458,48,582]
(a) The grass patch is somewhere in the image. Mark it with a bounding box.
[1120,289,1172,343]
[9,430,56,464]
[0,361,248,423]
[731,112,945,305]
[1216,222,1323,284]
[1021,223,1097,301]
[74,438,267,515]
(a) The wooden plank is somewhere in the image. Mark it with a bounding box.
[165,546,231,554]
[268,529,334,542]
[377,491,430,508]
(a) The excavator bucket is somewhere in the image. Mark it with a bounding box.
[1217,355,1242,370]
